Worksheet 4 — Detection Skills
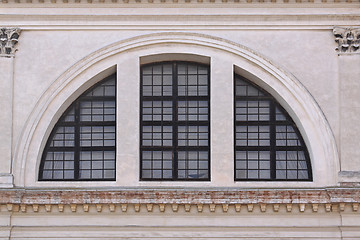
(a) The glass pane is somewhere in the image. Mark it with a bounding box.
[141,151,173,179]
[50,127,75,147]
[86,78,116,97]
[142,126,173,147]
[177,151,209,179]
[178,126,208,147]
[142,101,173,122]
[178,101,208,121]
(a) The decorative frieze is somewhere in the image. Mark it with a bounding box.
[273,204,280,212]
[45,204,52,212]
[32,204,39,212]
[58,204,64,212]
[96,204,102,212]
[83,204,89,212]
[0,189,358,214]
[109,204,116,212]
[146,203,153,212]
[121,204,127,212]
[0,202,359,214]
[235,204,241,212]
[312,203,319,212]
[159,204,165,212]
[333,27,360,53]
[353,203,359,211]
[209,204,216,212]
[0,28,21,57]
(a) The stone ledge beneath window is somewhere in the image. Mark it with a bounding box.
[339,171,360,187]
[0,174,14,188]
[0,189,359,213]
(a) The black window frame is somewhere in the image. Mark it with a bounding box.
[140,61,211,181]
[234,74,313,181]
[39,74,117,181]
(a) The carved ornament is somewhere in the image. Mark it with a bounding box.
[0,28,21,57]
[333,26,360,53]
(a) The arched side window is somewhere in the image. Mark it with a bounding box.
[39,74,116,181]
[140,62,210,181]
[234,74,312,181]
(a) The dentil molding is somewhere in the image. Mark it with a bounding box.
[0,27,21,57]
[333,26,360,53]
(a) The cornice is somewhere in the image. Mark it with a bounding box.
[0,189,359,213]
[0,0,359,5]
[0,12,359,30]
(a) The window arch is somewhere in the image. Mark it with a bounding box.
[140,62,210,181]
[39,74,116,181]
[234,74,312,181]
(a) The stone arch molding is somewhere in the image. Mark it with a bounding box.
[14,32,339,187]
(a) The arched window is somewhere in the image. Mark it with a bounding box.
[234,74,312,181]
[140,62,210,180]
[38,63,312,183]
[39,74,116,181]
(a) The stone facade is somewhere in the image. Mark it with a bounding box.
[0,1,359,239]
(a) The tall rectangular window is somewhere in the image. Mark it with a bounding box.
[140,62,210,180]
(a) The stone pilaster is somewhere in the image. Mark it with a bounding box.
[0,27,21,188]
[210,55,234,185]
[334,26,360,184]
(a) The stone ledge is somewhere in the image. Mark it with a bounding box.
[1,202,359,213]
[339,171,360,186]
[0,189,359,213]
[0,0,358,4]
[0,174,14,188]
[0,189,359,204]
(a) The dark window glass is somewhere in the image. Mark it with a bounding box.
[234,74,312,181]
[39,74,116,181]
[140,62,210,181]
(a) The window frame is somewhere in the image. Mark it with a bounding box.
[233,73,313,182]
[38,74,117,181]
[140,61,211,181]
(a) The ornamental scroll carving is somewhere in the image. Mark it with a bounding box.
[0,28,21,57]
[333,27,360,53]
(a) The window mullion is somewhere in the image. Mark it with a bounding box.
[269,101,276,180]
[74,101,80,180]
[173,62,179,180]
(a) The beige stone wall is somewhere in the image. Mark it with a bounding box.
[0,1,359,239]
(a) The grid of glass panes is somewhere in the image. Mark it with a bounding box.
[39,75,116,181]
[275,150,309,180]
[234,75,312,181]
[140,62,210,180]
[178,151,209,179]
[235,151,270,179]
